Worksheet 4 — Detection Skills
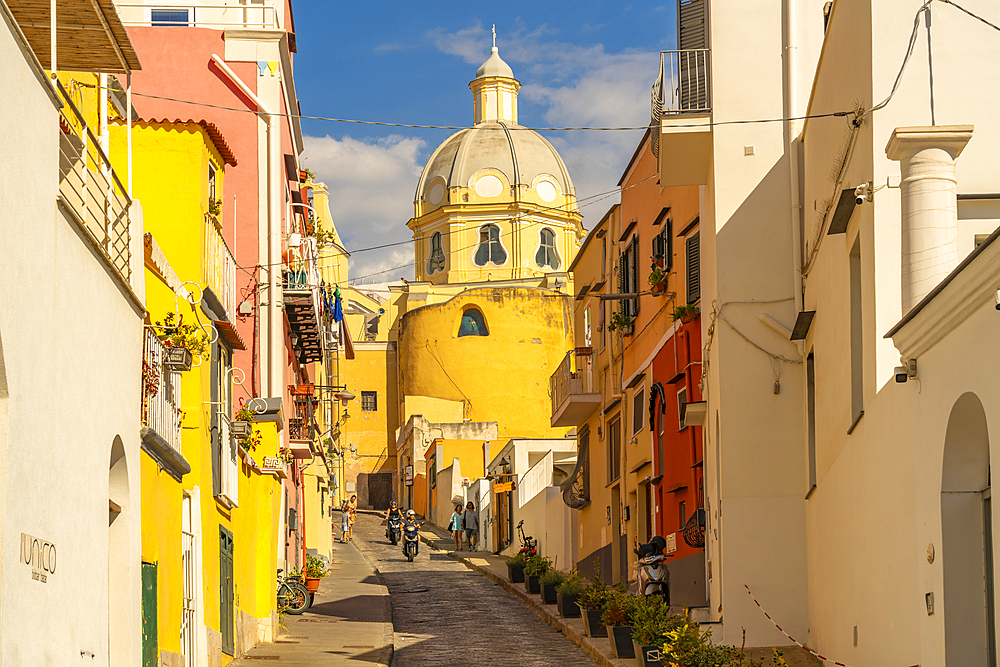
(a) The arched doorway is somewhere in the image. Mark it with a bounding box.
[108,436,129,666]
[941,392,996,665]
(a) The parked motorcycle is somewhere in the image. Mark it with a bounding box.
[634,536,670,603]
[402,520,420,562]
[386,515,402,545]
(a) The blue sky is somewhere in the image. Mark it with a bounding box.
[294,2,677,282]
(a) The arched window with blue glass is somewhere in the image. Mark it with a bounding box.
[535,227,561,270]
[458,307,489,337]
[473,224,507,267]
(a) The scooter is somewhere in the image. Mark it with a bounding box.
[402,521,420,562]
[634,536,670,603]
[386,515,402,545]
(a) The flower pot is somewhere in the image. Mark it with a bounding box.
[582,608,607,637]
[650,281,666,294]
[621,324,634,336]
[556,592,581,618]
[231,421,252,438]
[539,582,558,605]
[304,577,320,593]
[163,347,193,371]
[507,564,525,583]
[608,626,635,659]
[526,574,541,594]
[680,310,698,324]
[636,644,664,667]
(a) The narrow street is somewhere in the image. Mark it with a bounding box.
[353,513,595,666]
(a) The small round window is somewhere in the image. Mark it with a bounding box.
[458,308,489,337]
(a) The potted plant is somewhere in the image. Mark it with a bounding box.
[303,554,327,593]
[523,554,552,595]
[505,553,527,583]
[278,446,295,465]
[539,570,564,605]
[607,311,634,337]
[578,574,611,638]
[603,589,638,659]
[154,312,210,371]
[672,304,699,325]
[208,197,223,217]
[648,265,668,293]
[555,571,584,618]
[631,596,675,667]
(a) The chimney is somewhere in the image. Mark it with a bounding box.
[885,125,974,313]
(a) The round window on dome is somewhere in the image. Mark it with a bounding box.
[474,174,504,198]
[427,182,445,206]
[536,180,557,203]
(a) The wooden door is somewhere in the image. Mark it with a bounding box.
[219,526,234,655]
[369,473,393,510]
[141,562,157,667]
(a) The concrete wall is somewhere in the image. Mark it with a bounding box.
[0,13,143,663]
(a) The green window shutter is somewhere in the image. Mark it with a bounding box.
[219,527,235,655]
[631,235,640,316]
[618,250,627,316]
[141,562,158,667]
[686,232,701,304]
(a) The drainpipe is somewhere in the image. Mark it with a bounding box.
[211,54,283,398]
[783,0,804,353]
[885,125,974,313]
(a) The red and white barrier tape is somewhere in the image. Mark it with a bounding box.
[744,584,919,667]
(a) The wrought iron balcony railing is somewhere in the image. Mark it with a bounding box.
[549,348,601,428]
[141,330,183,452]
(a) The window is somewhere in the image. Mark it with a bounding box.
[151,8,189,25]
[608,417,621,483]
[427,231,445,274]
[584,306,592,347]
[632,388,645,435]
[807,352,817,492]
[652,208,673,270]
[685,232,701,304]
[208,163,217,203]
[361,391,377,412]
[849,237,863,427]
[535,228,561,269]
[458,308,489,337]
[679,501,687,530]
[473,224,507,266]
[618,235,639,317]
[677,387,688,431]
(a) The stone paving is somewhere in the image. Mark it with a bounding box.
[352,513,597,666]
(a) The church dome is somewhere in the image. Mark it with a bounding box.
[415,122,576,206]
[476,47,514,79]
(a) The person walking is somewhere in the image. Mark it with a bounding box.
[462,501,479,551]
[340,494,357,543]
[449,504,464,551]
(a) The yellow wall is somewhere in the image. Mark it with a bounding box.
[402,396,464,425]
[398,287,574,440]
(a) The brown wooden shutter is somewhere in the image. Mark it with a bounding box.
[686,232,701,304]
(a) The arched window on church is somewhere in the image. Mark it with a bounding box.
[535,228,560,270]
[458,308,489,337]
[427,232,445,274]
[473,224,507,267]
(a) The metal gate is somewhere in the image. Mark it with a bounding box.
[369,473,393,510]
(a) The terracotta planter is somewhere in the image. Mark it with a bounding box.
[608,626,635,659]
[621,324,634,337]
[582,608,607,637]
[290,384,315,396]
[539,582,558,604]
[556,592,580,618]
[304,577,320,593]
[679,310,698,324]
[507,564,525,583]
[650,281,666,293]
[636,644,664,667]
[525,574,541,594]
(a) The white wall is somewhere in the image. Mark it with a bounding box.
[0,12,143,664]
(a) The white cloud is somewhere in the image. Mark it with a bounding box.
[301,134,424,282]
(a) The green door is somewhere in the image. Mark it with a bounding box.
[219,527,235,655]
[141,562,158,667]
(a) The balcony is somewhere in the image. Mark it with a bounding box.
[56,80,133,286]
[283,237,322,363]
[550,349,601,428]
[652,49,713,186]
[204,215,237,319]
[115,3,280,30]
[287,389,318,459]
[141,330,190,480]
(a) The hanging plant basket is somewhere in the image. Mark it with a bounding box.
[621,323,634,337]
[231,421,252,438]
[163,347,193,371]
[650,281,667,294]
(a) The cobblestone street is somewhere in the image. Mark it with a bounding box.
[353,513,596,666]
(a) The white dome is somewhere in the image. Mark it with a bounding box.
[476,47,514,79]
[415,121,576,204]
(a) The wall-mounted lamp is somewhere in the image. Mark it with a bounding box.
[334,390,355,406]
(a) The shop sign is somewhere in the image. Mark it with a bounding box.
[493,482,513,493]
[21,533,56,583]
[404,465,414,486]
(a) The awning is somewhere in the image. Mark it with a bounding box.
[214,320,246,350]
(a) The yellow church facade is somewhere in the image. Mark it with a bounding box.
[312,44,585,517]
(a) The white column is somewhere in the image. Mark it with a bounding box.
[885,125,974,313]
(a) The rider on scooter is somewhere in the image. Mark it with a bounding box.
[384,501,403,542]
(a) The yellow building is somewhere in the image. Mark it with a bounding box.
[118,120,284,665]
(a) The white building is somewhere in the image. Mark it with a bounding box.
[0,1,144,663]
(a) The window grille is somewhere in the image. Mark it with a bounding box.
[361,391,377,412]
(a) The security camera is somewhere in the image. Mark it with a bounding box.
[995,287,1000,311]
[895,359,918,384]
[854,183,871,205]
[894,366,909,383]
